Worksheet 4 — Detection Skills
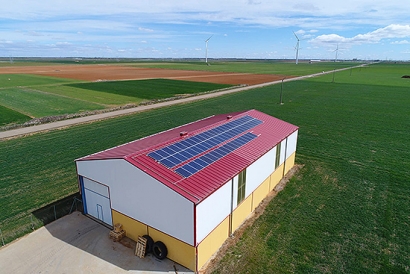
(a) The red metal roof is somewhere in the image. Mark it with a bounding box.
[77,110,298,204]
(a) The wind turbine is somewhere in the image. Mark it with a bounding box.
[334,44,339,62]
[205,35,213,65]
[293,32,300,64]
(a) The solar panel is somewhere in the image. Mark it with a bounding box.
[147,115,262,168]
[175,132,257,177]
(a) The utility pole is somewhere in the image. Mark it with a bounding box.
[280,78,285,104]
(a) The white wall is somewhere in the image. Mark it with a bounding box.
[77,159,195,245]
[286,130,298,157]
[271,146,277,171]
[195,180,232,245]
[232,175,239,208]
[279,138,287,165]
[245,148,275,197]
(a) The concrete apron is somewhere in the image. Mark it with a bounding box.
[0,212,192,274]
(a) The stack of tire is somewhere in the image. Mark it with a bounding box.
[142,235,168,260]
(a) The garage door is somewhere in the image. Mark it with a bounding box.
[81,177,113,226]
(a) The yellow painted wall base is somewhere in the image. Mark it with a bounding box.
[270,164,284,191]
[112,210,147,242]
[231,194,252,232]
[148,227,196,271]
[252,176,271,211]
[111,210,196,271]
[197,216,230,270]
[284,152,296,175]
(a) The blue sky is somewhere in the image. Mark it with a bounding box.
[1,0,410,60]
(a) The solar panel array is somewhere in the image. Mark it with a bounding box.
[147,115,262,177]
[175,132,257,177]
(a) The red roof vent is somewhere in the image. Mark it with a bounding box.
[180,131,188,137]
[227,115,232,120]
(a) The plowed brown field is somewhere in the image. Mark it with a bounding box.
[0,64,291,85]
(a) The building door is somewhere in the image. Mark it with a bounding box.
[81,176,113,226]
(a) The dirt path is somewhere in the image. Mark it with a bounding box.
[0,65,364,140]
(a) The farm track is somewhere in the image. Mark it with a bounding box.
[0,65,364,140]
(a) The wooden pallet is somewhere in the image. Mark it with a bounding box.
[135,236,147,258]
[113,223,123,233]
[109,230,125,242]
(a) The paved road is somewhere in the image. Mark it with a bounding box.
[0,212,193,274]
[0,65,364,140]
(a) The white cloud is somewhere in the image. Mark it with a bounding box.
[295,29,319,39]
[55,42,72,45]
[1,1,410,59]
[0,40,13,44]
[2,1,410,28]
[391,40,409,45]
[138,27,154,32]
[310,24,410,46]
[247,0,261,5]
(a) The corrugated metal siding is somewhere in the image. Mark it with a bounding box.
[76,109,298,204]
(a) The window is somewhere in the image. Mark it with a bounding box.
[237,169,246,205]
[275,142,281,169]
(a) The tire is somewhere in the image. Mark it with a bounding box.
[152,241,168,260]
[142,235,154,254]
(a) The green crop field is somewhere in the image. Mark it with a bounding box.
[0,74,101,125]
[0,87,105,118]
[0,76,231,127]
[0,60,361,127]
[129,60,358,76]
[66,79,232,100]
[38,85,144,106]
[0,74,76,88]
[0,105,31,126]
[0,62,409,273]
